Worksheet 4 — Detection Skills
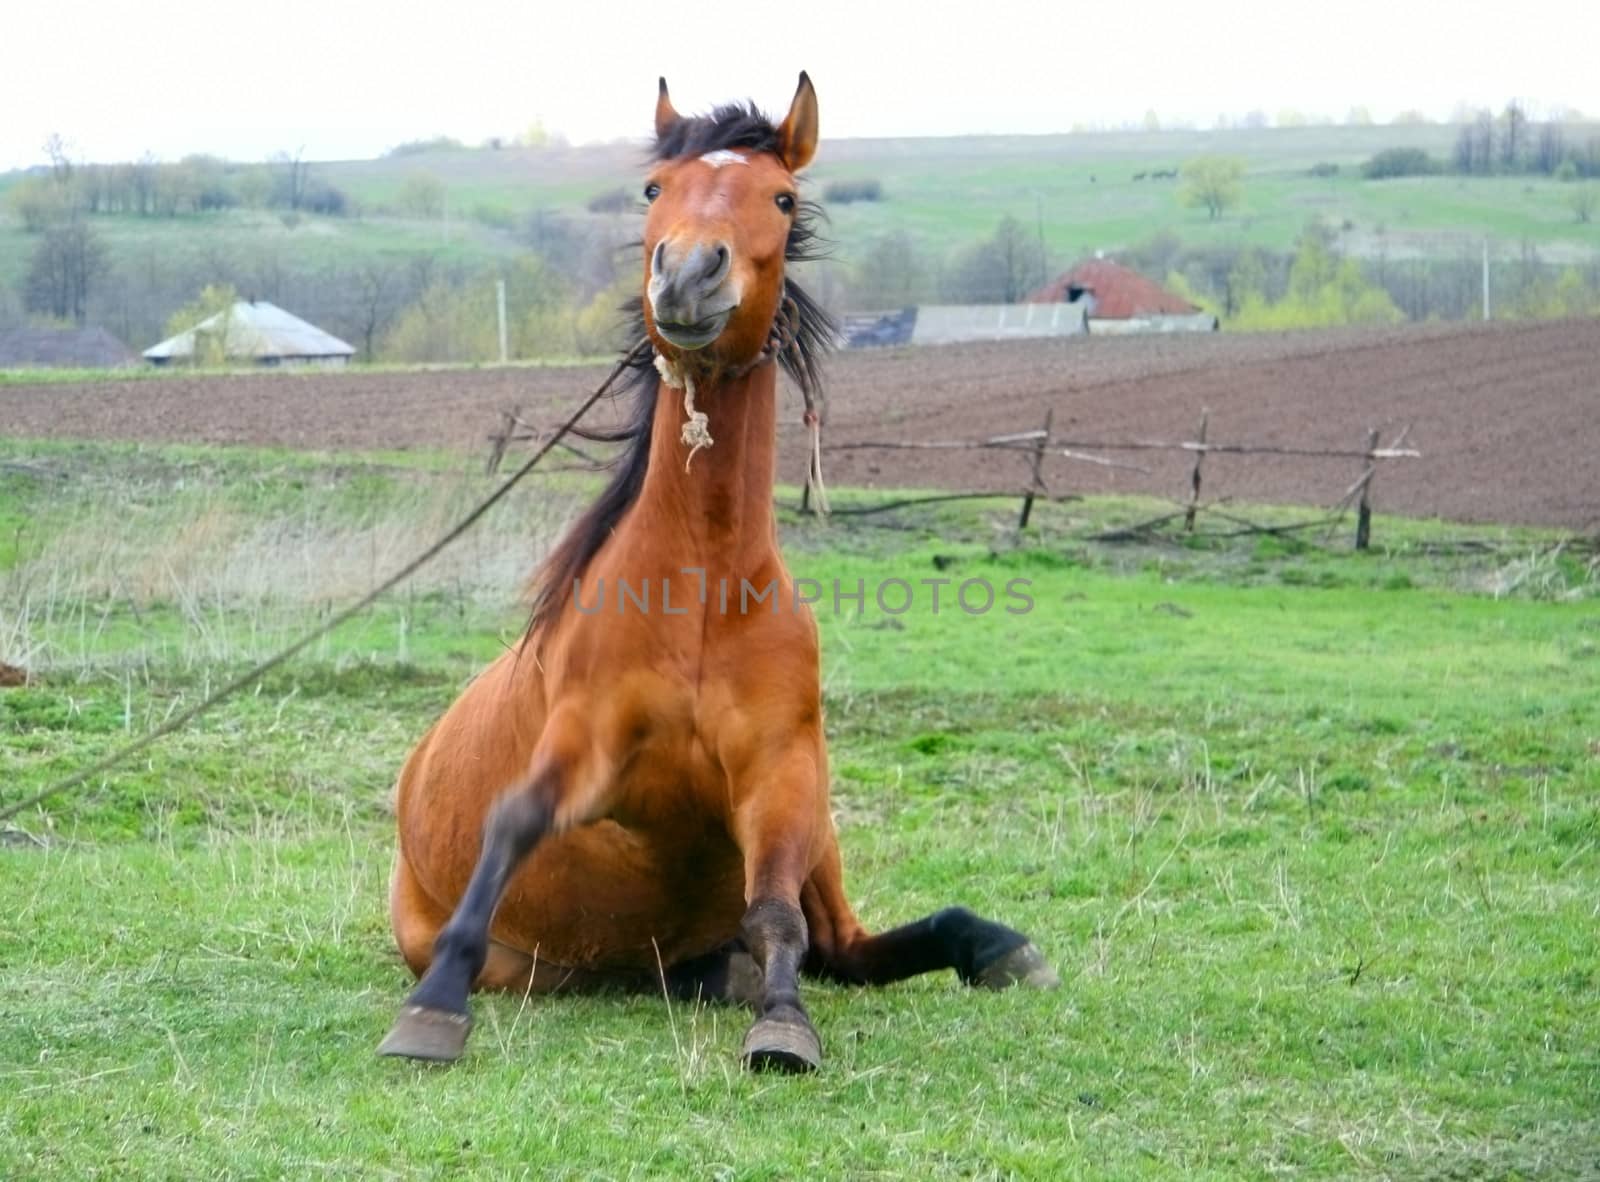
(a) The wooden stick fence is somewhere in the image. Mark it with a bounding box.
[1185,409,1208,531]
[486,407,606,475]
[807,418,1420,548]
[1017,408,1052,530]
[486,403,1422,550]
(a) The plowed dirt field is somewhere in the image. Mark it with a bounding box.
[4,319,1595,527]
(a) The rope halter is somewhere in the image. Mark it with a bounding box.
[651,297,826,510]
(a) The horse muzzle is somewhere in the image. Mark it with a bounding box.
[649,238,738,350]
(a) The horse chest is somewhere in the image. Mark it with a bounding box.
[604,681,739,817]
[599,655,802,826]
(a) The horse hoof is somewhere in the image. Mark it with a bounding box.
[975,942,1060,990]
[377,1005,473,1062]
[741,1017,821,1073]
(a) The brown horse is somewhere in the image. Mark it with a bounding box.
[378,73,1057,1073]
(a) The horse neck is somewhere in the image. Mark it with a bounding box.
[629,358,781,570]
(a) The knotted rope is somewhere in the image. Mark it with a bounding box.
[804,403,829,515]
[654,352,712,470]
[775,298,830,517]
[652,297,828,513]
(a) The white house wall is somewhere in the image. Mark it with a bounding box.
[908,302,1087,346]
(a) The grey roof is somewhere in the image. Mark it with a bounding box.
[0,326,138,368]
[143,300,354,361]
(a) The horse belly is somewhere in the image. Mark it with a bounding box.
[490,817,747,971]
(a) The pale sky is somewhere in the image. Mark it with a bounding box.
[3,0,1595,170]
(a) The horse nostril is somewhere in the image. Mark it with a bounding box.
[651,240,729,311]
[704,244,729,283]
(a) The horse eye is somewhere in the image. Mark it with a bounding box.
[644,183,661,202]
[775,193,796,214]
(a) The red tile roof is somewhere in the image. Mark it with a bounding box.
[1026,259,1198,319]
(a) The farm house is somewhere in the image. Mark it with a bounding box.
[143,300,355,368]
[1027,258,1218,333]
[839,301,1086,348]
[840,259,1210,349]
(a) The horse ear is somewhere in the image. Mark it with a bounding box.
[655,77,680,140]
[777,71,818,172]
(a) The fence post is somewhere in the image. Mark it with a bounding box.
[1017,407,1053,530]
[1184,408,1209,530]
[486,407,516,475]
[1355,427,1379,550]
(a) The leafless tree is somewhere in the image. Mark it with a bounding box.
[943,216,1046,304]
[352,260,409,360]
[849,230,927,310]
[43,132,73,184]
[25,218,109,324]
[130,154,158,216]
[520,209,622,298]
[1534,123,1567,175]
[272,148,309,211]
[1585,137,1600,178]
[1501,100,1527,171]
[1453,111,1496,175]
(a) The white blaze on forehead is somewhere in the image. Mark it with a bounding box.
[698,149,748,169]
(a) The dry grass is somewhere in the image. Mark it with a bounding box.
[1,460,581,672]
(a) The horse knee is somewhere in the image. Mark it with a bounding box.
[740,897,809,1018]
[740,897,807,962]
[432,923,489,976]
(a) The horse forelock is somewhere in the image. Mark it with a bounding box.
[652,103,782,162]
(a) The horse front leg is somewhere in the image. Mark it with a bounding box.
[731,747,827,1073]
[378,708,600,1063]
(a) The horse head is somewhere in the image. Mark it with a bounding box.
[643,73,819,371]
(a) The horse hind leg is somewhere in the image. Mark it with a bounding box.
[800,839,1059,991]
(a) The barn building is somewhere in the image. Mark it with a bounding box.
[0,326,137,369]
[840,301,1086,348]
[1027,259,1217,333]
[144,300,355,367]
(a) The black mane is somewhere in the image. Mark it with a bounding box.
[525,102,835,639]
[653,102,783,162]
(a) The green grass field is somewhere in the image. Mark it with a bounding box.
[2,440,1597,1178]
[4,122,1598,302]
[295,122,1600,259]
[0,204,518,295]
